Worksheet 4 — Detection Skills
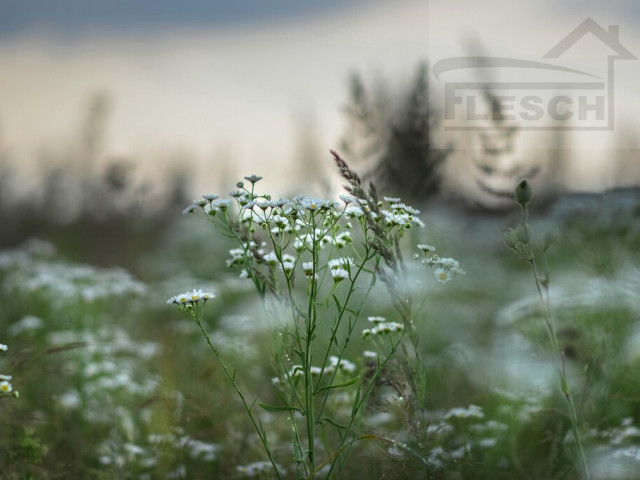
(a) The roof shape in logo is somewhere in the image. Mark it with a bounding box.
[543,18,636,60]
[432,57,600,80]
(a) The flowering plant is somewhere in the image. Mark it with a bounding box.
[168,152,463,478]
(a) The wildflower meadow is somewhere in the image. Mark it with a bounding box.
[2,152,640,479]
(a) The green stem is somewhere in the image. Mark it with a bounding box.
[326,333,407,478]
[524,216,591,480]
[305,213,319,478]
[192,313,284,480]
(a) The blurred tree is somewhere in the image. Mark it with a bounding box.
[78,92,111,174]
[340,63,450,202]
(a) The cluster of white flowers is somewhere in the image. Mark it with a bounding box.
[328,355,357,374]
[3,259,146,307]
[1,342,13,395]
[362,316,404,338]
[414,245,466,285]
[167,289,215,305]
[96,426,222,474]
[444,404,485,421]
[274,355,357,385]
[327,257,354,282]
[383,202,424,228]
[182,178,428,286]
[236,460,284,477]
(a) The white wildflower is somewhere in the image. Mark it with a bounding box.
[333,231,352,248]
[344,205,364,218]
[328,257,354,270]
[244,174,262,183]
[263,251,278,265]
[368,316,386,324]
[203,202,220,216]
[383,211,412,227]
[300,197,324,211]
[174,293,189,304]
[182,204,196,215]
[364,321,404,337]
[226,248,245,267]
[236,461,283,476]
[444,404,485,421]
[213,199,230,211]
[438,257,460,268]
[390,203,420,215]
[0,381,12,393]
[331,268,349,282]
[434,268,452,284]
[255,200,272,211]
[302,262,314,276]
[200,291,215,301]
[271,215,290,230]
[329,356,356,374]
[187,289,205,302]
[417,244,436,253]
[280,259,295,274]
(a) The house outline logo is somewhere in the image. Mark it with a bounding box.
[433,18,637,131]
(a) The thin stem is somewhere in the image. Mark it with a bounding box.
[521,210,591,480]
[192,313,284,480]
[305,213,319,478]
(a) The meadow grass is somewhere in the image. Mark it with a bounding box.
[1,167,640,478]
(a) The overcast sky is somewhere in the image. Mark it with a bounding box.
[0,1,374,37]
[1,1,639,199]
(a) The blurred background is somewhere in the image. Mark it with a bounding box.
[1,0,640,255]
[3,3,640,477]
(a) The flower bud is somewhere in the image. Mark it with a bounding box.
[514,180,532,208]
[503,229,519,248]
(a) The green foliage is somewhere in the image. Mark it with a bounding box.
[168,160,456,478]
[2,174,640,478]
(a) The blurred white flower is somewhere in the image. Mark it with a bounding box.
[434,268,452,284]
[331,268,349,282]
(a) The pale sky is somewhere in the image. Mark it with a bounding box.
[1,0,639,201]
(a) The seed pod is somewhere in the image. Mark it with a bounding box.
[514,180,532,208]
[503,229,519,248]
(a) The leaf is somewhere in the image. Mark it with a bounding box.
[259,403,302,413]
[332,294,341,311]
[317,376,361,393]
[318,417,347,429]
[351,383,362,417]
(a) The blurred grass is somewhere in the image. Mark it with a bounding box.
[1,189,640,478]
